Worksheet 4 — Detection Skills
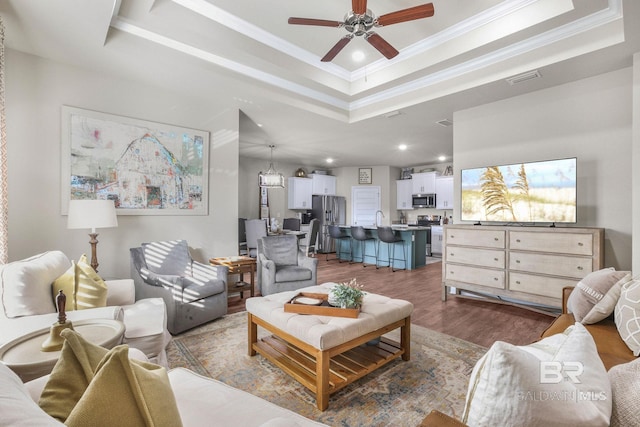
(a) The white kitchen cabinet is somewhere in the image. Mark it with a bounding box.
[435,176,454,210]
[442,225,604,309]
[396,179,413,210]
[411,172,436,194]
[287,177,312,209]
[311,174,336,195]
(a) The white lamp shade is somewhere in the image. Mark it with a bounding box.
[67,200,118,232]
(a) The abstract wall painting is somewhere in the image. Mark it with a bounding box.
[61,106,209,215]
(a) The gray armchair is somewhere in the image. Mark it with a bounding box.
[257,235,318,296]
[130,240,228,335]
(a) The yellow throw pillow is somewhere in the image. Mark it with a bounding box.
[39,329,183,427]
[38,329,109,421]
[51,262,78,312]
[65,346,183,427]
[76,255,108,309]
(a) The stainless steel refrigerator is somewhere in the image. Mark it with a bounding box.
[312,195,346,253]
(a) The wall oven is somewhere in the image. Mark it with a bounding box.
[412,194,436,208]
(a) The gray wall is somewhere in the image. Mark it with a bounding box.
[453,68,633,270]
[6,49,239,278]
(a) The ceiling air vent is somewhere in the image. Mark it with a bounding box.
[436,119,453,127]
[506,70,541,86]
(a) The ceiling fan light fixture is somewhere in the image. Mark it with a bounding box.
[259,145,285,188]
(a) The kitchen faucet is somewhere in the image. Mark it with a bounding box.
[375,210,385,227]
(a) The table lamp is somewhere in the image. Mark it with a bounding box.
[67,199,118,273]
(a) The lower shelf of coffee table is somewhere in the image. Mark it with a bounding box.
[253,335,403,395]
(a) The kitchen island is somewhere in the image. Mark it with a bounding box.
[338,226,429,270]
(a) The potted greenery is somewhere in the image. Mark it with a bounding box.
[328,279,365,309]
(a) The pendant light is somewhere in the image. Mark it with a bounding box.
[259,144,284,188]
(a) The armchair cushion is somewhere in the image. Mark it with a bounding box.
[1,251,70,318]
[275,266,312,283]
[142,241,192,276]
[261,236,299,266]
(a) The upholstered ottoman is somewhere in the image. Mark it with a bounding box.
[245,283,413,410]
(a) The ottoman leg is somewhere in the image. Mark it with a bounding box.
[401,316,411,361]
[248,313,257,356]
[316,350,330,411]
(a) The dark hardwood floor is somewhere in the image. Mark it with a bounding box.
[228,256,555,348]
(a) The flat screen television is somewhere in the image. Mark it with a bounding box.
[461,157,577,224]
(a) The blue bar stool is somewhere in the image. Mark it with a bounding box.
[350,226,377,267]
[376,226,407,272]
[327,225,351,262]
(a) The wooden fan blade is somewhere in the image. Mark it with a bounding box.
[365,32,399,59]
[321,36,353,62]
[352,0,367,15]
[377,3,434,26]
[288,17,343,27]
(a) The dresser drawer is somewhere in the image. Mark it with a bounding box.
[445,264,505,289]
[509,231,593,256]
[445,228,505,249]
[509,272,577,298]
[509,252,593,279]
[446,246,505,269]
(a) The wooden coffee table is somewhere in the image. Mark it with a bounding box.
[0,319,125,382]
[246,284,413,411]
[210,256,256,299]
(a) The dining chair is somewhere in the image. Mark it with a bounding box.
[282,217,301,231]
[245,219,268,258]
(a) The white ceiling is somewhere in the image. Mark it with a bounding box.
[1,0,638,168]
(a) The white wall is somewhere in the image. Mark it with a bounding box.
[5,49,239,278]
[633,53,640,274]
[453,68,633,270]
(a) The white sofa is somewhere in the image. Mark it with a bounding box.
[0,357,329,427]
[0,251,171,368]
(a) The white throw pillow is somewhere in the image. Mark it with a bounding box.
[462,322,611,427]
[1,251,70,318]
[567,268,631,322]
[582,273,632,324]
[614,279,640,356]
[608,358,640,427]
[0,362,64,426]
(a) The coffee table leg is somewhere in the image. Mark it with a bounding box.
[248,313,257,356]
[401,316,411,361]
[316,350,330,411]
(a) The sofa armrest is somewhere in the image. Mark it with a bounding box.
[562,286,575,314]
[419,410,467,427]
[105,279,136,306]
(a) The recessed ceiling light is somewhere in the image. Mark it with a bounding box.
[352,50,365,62]
[326,158,334,164]
[398,144,407,151]
[257,123,263,127]
[438,155,446,161]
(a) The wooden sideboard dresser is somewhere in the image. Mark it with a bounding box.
[442,225,604,310]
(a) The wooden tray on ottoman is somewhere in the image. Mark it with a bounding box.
[284,292,360,318]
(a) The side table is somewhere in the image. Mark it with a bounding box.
[210,256,256,299]
[0,319,125,382]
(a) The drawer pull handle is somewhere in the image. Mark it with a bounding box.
[450,253,454,256]
[578,243,584,246]
[494,258,499,261]
[516,280,521,284]
[577,266,584,270]
[516,260,520,263]
[494,277,498,281]
[516,239,521,243]
[494,238,499,241]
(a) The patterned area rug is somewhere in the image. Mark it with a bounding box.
[167,312,485,427]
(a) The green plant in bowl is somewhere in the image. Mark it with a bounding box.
[328,279,365,309]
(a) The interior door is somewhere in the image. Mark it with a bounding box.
[351,186,380,226]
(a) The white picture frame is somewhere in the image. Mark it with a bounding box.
[61,106,209,215]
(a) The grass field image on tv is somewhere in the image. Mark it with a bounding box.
[461,158,576,223]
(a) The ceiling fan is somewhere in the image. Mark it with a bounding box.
[288,0,435,62]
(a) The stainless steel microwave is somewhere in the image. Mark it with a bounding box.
[412,194,436,208]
